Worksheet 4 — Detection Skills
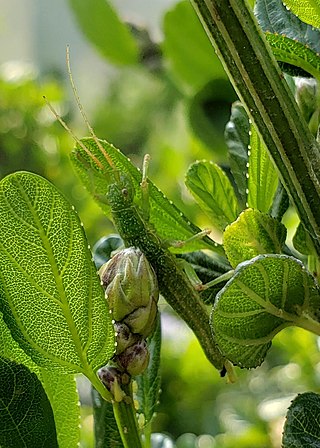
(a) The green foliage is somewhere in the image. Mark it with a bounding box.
[92,388,123,448]
[282,392,320,447]
[224,102,249,208]
[68,0,138,65]
[283,0,320,28]
[223,209,287,268]
[71,137,221,253]
[186,160,240,232]
[212,255,320,368]
[162,1,225,90]
[3,0,320,446]
[0,172,114,376]
[0,358,58,448]
[256,0,320,78]
[247,125,278,212]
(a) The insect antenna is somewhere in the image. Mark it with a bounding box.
[43,95,103,170]
[66,46,115,170]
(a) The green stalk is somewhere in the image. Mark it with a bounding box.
[113,382,143,448]
[190,0,320,255]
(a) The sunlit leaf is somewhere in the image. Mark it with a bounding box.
[224,102,250,208]
[212,254,320,368]
[71,137,221,253]
[282,0,320,28]
[223,209,287,268]
[0,172,114,377]
[283,392,320,447]
[293,222,317,256]
[247,125,278,212]
[0,358,58,448]
[68,0,138,65]
[185,160,240,232]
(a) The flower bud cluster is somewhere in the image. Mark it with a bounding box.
[98,247,159,398]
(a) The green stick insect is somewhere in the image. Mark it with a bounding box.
[45,49,233,379]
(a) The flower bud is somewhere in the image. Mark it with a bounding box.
[99,247,159,324]
[116,340,150,376]
[98,366,126,402]
[114,322,140,354]
[123,296,158,337]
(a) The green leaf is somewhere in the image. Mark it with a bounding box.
[0,172,114,378]
[136,314,161,425]
[0,312,81,448]
[293,222,317,256]
[162,0,225,90]
[247,125,279,212]
[0,357,58,448]
[282,0,320,28]
[264,33,320,80]
[255,0,320,53]
[92,387,123,448]
[223,209,287,268]
[40,370,80,448]
[68,0,138,65]
[255,0,320,77]
[71,137,221,253]
[269,182,289,220]
[212,254,320,368]
[185,160,240,232]
[283,392,320,448]
[224,102,250,208]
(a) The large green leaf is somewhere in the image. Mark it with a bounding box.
[68,0,138,65]
[282,0,320,28]
[0,312,80,448]
[223,209,287,268]
[282,392,320,447]
[162,0,225,90]
[92,387,123,448]
[224,102,250,209]
[0,357,58,448]
[212,254,320,368]
[71,137,221,253]
[136,315,161,426]
[247,125,279,212]
[185,160,240,232]
[0,172,114,380]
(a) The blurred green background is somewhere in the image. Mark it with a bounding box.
[1,1,319,447]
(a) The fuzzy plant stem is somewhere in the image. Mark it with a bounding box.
[190,0,320,255]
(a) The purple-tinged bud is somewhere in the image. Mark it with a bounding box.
[116,340,150,376]
[98,366,126,402]
[114,322,139,354]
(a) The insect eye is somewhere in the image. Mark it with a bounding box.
[122,188,128,197]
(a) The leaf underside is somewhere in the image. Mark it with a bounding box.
[212,254,320,368]
[283,392,320,447]
[0,358,58,448]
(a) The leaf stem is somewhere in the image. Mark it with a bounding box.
[190,0,320,255]
[112,382,143,448]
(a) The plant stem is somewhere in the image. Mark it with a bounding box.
[190,0,320,255]
[113,382,143,448]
